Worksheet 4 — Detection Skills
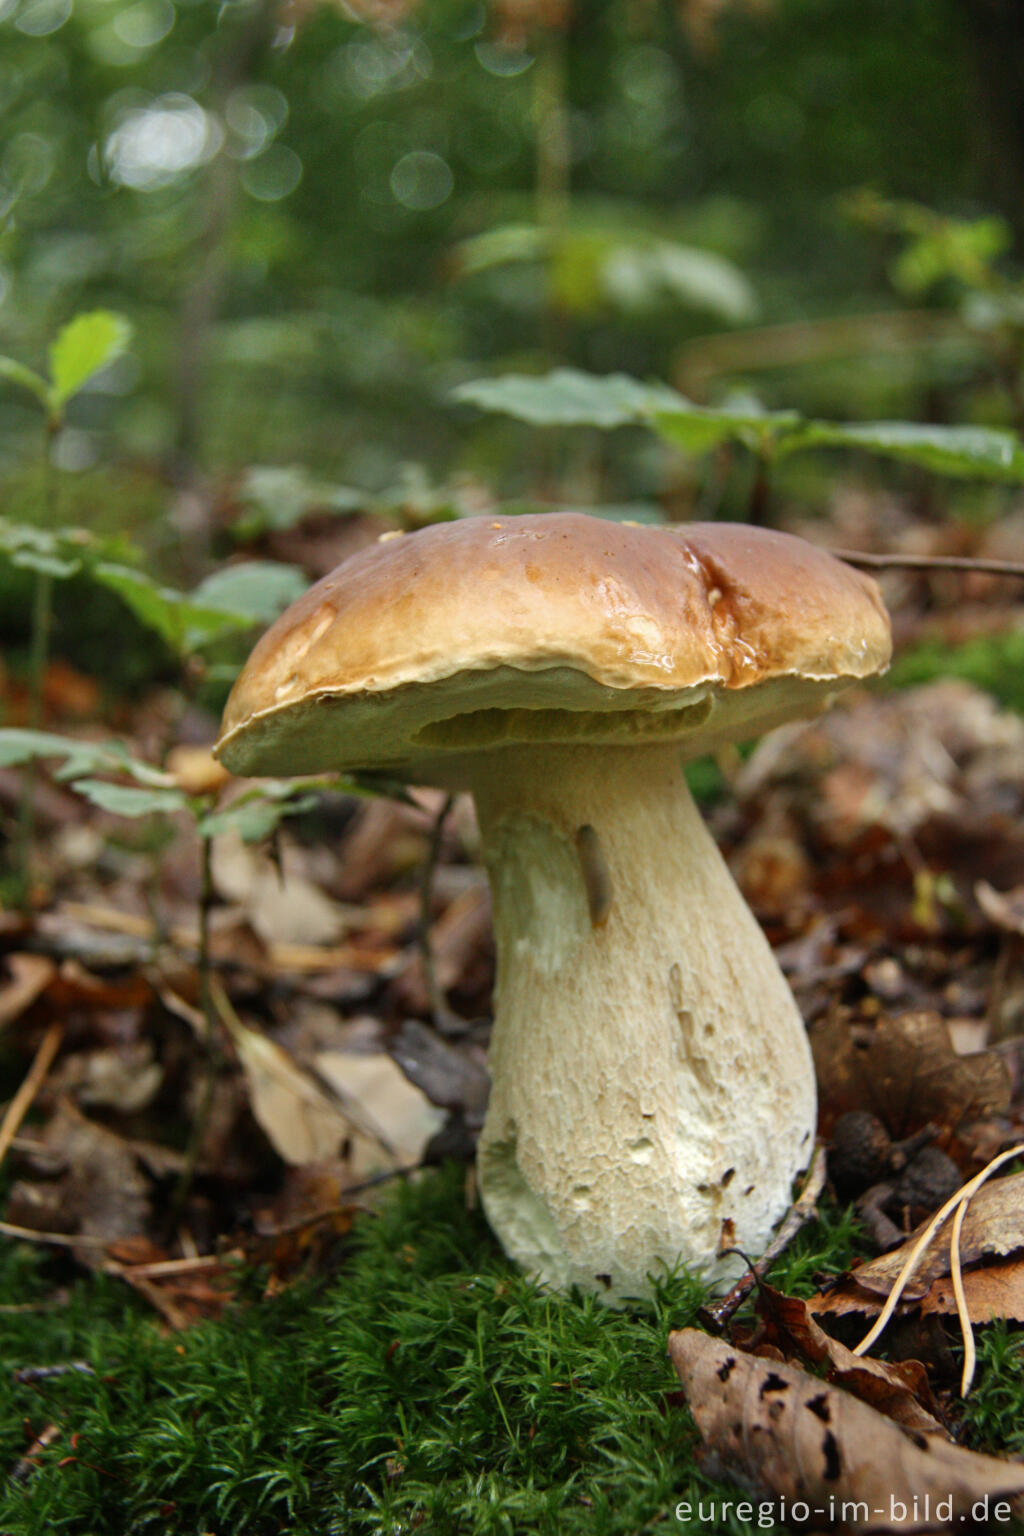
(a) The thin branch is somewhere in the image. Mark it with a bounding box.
[0,1022,63,1169]
[835,549,1024,579]
[949,1197,975,1396]
[699,1142,827,1332]
[418,793,458,1033]
[0,1220,111,1249]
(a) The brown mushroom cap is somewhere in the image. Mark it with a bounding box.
[215,513,891,780]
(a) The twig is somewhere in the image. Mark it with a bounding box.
[166,833,218,1232]
[417,794,458,1033]
[0,1023,63,1170]
[699,1141,828,1332]
[835,549,1024,579]
[9,1422,61,1485]
[853,1142,1024,1365]
[0,1221,110,1249]
[949,1197,974,1396]
[103,1250,243,1281]
[14,1362,93,1385]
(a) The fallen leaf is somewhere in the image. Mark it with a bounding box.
[0,955,55,1031]
[9,1100,151,1260]
[976,881,1024,937]
[756,1285,946,1436]
[314,1049,446,1167]
[388,1019,490,1118]
[669,1327,1024,1532]
[921,1258,1024,1324]
[165,744,231,797]
[810,1171,1024,1322]
[811,1010,1010,1139]
[217,1001,353,1166]
[212,828,351,948]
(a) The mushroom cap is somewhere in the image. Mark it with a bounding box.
[215,513,891,780]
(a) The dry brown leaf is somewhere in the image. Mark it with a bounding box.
[218,1005,354,1167]
[8,1100,151,1261]
[976,881,1024,937]
[314,1049,445,1167]
[0,955,55,1031]
[853,1171,1024,1297]
[921,1258,1024,1324]
[811,1010,1010,1139]
[165,744,232,797]
[669,1328,1024,1532]
[757,1285,945,1436]
[211,829,351,948]
[809,1172,1024,1325]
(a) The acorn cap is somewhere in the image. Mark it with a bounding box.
[215,513,892,780]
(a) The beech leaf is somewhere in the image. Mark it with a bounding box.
[669,1328,1024,1533]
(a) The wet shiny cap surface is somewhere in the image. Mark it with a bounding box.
[215,514,892,780]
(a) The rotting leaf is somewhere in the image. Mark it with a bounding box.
[215,996,354,1167]
[810,1171,1024,1322]
[920,1257,1024,1324]
[0,955,55,1031]
[811,1010,1010,1140]
[976,880,1024,936]
[669,1328,1024,1532]
[756,1284,946,1436]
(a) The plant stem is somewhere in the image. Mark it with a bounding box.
[417,793,457,1034]
[167,829,218,1233]
[13,421,59,908]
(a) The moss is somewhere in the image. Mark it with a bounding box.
[0,1170,1018,1535]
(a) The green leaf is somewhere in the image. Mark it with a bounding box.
[454,223,549,276]
[48,311,133,411]
[234,466,363,538]
[0,729,122,778]
[651,400,802,455]
[781,419,1024,480]
[602,242,757,324]
[200,790,320,843]
[71,780,190,818]
[191,561,307,624]
[93,564,254,656]
[0,729,173,788]
[0,355,50,412]
[0,520,87,580]
[453,368,685,428]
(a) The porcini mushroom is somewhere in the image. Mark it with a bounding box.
[214,514,891,1302]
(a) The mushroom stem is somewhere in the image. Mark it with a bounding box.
[469,741,816,1303]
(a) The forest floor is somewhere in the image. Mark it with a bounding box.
[1,483,1023,1533]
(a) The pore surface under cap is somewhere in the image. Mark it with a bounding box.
[215,514,891,778]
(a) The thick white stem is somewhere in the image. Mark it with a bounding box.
[470,742,816,1303]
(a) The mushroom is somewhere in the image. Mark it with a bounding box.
[214,514,891,1302]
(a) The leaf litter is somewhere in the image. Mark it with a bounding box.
[2,506,1024,1513]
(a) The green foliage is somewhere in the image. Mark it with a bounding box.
[233,466,364,538]
[456,366,1024,480]
[888,629,1024,713]
[453,369,684,429]
[0,729,346,841]
[0,1168,711,1534]
[456,220,758,324]
[82,558,303,659]
[0,311,132,427]
[959,1324,1024,1457]
[47,312,133,413]
[845,193,1013,299]
[0,730,170,786]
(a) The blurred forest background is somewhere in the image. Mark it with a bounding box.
[4,4,1024,1530]
[4,0,1024,526]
